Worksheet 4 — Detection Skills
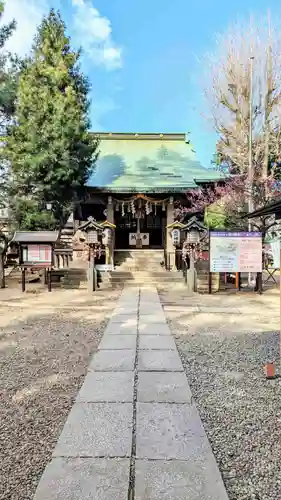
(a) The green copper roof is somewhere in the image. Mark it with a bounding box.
[88,133,222,192]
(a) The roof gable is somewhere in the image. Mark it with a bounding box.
[88,133,222,192]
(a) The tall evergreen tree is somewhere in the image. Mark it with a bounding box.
[0,1,19,287]
[0,0,17,134]
[6,9,99,230]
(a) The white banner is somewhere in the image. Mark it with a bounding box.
[129,233,149,246]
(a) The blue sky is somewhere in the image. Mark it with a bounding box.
[5,0,280,168]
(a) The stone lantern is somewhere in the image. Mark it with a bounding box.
[78,217,104,291]
[181,216,207,291]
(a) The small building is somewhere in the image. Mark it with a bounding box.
[71,132,221,270]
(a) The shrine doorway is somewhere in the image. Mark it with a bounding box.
[114,210,165,249]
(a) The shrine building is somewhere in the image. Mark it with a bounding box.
[70,132,221,271]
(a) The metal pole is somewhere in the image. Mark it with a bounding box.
[248,55,254,287]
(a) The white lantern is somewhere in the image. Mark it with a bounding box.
[102,228,112,245]
[171,228,180,246]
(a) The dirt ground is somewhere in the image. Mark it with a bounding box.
[0,286,121,500]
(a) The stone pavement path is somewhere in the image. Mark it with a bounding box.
[33,287,229,500]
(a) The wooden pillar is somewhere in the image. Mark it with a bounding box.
[166,198,176,270]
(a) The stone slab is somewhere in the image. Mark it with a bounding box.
[104,323,138,335]
[138,335,176,350]
[113,307,138,315]
[139,304,160,310]
[138,350,183,372]
[136,403,209,460]
[140,298,160,305]
[138,314,167,324]
[76,372,134,403]
[34,458,130,500]
[137,372,192,403]
[135,459,229,500]
[53,403,133,458]
[109,315,138,325]
[138,323,171,336]
[99,334,137,350]
[89,350,135,371]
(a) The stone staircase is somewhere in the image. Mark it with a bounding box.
[6,250,185,290]
[104,250,184,288]
[56,250,184,289]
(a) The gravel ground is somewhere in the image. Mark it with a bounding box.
[0,289,121,500]
[166,303,281,500]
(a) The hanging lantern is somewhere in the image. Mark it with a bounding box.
[121,202,125,216]
[102,228,112,246]
[171,228,180,246]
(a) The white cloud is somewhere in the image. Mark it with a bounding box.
[2,0,121,127]
[2,0,50,57]
[71,0,122,70]
[2,0,122,70]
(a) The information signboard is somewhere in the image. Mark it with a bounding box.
[22,244,52,266]
[210,231,262,273]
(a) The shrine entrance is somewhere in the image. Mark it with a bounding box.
[115,209,166,249]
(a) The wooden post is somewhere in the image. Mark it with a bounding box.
[208,232,212,294]
[88,246,96,292]
[21,268,26,292]
[208,271,212,294]
[93,252,96,292]
[257,272,263,294]
[48,269,52,292]
[235,272,239,290]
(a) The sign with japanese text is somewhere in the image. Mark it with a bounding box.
[210,231,262,273]
[129,233,149,246]
[22,244,52,266]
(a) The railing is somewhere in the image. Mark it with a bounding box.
[53,248,73,269]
